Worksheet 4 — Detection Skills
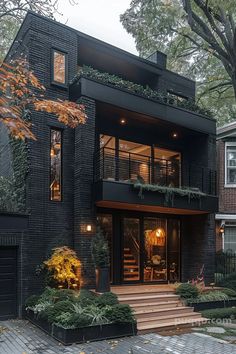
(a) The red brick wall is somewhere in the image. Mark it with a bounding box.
[217,140,236,213]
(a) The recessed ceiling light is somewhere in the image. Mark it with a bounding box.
[120,118,127,125]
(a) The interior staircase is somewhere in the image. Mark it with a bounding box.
[112,285,208,333]
[123,247,139,281]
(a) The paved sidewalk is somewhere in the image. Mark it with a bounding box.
[0,320,236,354]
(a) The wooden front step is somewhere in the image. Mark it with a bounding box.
[138,317,208,334]
[134,306,193,319]
[112,285,206,333]
[131,300,182,310]
[118,294,179,305]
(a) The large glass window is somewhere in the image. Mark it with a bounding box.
[119,140,151,183]
[226,144,236,185]
[154,147,181,187]
[52,50,66,84]
[50,129,62,201]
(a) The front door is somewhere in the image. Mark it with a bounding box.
[97,212,180,284]
[122,216,180,283]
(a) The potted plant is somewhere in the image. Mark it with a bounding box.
[91,227,110,293]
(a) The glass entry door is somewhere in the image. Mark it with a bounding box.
[123,218,140,282]
[143,217,180,283]
[144,218,167,282]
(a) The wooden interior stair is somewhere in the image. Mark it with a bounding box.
[123,247,139,281]
[112,285,208,333]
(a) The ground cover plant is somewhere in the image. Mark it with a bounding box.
[25,288,135,329]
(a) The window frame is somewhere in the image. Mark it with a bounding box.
[51,48,68,88]
[225,142,236,187]
[49,128,63,202]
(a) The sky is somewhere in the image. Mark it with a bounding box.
[56,0,138,55]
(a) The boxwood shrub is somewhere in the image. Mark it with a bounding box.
[201,307,236,319]
[25,288,135,329]
[175,283,199,299]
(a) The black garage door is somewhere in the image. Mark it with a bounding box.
[0,247,17,320]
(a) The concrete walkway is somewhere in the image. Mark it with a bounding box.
[0,320,236,354]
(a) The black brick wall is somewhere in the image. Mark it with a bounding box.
[0,12,217,317]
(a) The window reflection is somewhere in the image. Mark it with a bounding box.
[50,129,62,201]
[53,51,66,84]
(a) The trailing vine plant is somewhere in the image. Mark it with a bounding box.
[76,66,213,118]
[134,182,206,207]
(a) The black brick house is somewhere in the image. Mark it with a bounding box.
[0,11,218,319]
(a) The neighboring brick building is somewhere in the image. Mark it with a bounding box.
[0,11,218,320]
[216,122,236,252]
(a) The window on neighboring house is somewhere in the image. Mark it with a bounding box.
[52,50,67,85]
[226,143,236,186]
[50,129,62,201]
[224,224,236,253]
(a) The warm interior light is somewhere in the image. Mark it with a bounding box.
[156,228,165,238]
[172,132,178,138]
[86,224,92,232]
[120,118,126,125]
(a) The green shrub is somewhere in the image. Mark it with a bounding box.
[40,300,74,323]
[175,283,199,299]
[188,291,229,303]
[25,295,40,308]
[217,272,236,290]
[78,289,97,307]
[201,307,236,319]
[39,287,77,303]
[91,227,110,268]
[96,292,119,307]
[221,288,236,298]
[55,312,92,329]
[105,304,135,323]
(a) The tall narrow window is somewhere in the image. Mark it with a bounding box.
[52,50,66,84]
[50,129,62,201]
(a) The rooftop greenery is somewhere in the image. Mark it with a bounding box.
[76,66,213,118]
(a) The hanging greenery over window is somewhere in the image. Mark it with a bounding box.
[134,182,206,206]
[76,66,213,118]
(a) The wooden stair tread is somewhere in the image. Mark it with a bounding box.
[134,306,192,315]
[137,311,200,323]
[131,300,182,309]
[118,294,179,301]
[138,317,208,331]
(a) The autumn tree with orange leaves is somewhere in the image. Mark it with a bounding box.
[0,59,86,140]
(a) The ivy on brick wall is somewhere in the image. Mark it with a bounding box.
[0,137,28,213]
[75,66,213,118]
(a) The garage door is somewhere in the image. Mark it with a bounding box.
[0,247,17,320]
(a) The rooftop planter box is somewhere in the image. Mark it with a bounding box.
[70,67,216,135]
[26,309,137,345]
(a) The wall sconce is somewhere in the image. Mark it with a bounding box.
[219,221,225,234]
[86,224,92,232]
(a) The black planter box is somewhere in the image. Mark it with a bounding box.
[188,299,236,311]
[26,309,137,345]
